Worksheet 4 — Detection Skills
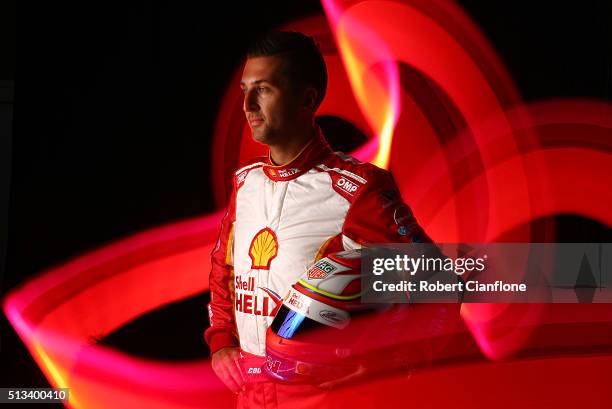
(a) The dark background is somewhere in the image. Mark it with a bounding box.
[1,0,611,398]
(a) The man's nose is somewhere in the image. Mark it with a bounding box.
[243,89,259,113]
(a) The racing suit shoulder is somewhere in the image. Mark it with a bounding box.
[320,151,432,248]
[317,151,395,202]
[235,155,267,173]
[321,151,391,179]
[234,156,266,187]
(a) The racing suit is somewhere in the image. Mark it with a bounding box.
[205,130,431,408]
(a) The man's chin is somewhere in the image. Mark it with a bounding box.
[251,130,272,145]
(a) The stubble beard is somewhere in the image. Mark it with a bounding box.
[251,123,280,146]
[251,126,269,144]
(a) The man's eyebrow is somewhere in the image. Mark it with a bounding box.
[240,79,273,86]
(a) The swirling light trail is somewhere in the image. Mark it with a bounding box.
[3,1,612,407]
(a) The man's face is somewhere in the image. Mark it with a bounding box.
[241,56,303,145]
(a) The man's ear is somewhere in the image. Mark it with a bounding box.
[303,87,319,110]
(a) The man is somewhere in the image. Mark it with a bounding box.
[205,31,432,407]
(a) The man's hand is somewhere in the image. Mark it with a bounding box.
[211,347,245,394]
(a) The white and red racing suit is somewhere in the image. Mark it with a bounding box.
[204,130,431,408]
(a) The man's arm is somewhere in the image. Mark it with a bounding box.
[320,167,459,389]
[204,183,239,352]
[342,167,432,247]
[204,183,244,393]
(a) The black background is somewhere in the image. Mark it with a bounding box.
[1,0,611,398]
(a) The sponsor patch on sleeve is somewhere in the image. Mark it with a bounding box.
[307,259,337,279]
[329,172,364,199]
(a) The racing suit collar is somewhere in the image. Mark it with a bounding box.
[262,128,333,181]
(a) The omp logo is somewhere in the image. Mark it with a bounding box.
[336,177,359,194]
[249,227,278,269]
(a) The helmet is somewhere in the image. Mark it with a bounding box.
[264,249,367,384]
[263,248,464,385]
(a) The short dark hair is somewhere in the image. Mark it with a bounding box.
[247,30,328,108]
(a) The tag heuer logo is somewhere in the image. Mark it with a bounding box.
[307,260,336,279]
[315,260,336,273]
[307,267,327,279]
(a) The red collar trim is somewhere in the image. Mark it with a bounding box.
[262,130,332,181]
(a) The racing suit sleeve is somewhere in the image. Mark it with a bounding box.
[337,168,461,380]
[341,168,432,247]
[204,183,239,355]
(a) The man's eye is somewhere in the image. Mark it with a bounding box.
[258,87,267,92]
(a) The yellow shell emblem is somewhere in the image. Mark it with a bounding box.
[249,227,278,269]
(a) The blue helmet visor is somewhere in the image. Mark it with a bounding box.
[270,305,329,340]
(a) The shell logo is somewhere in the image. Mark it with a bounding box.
[248,227,278,269]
